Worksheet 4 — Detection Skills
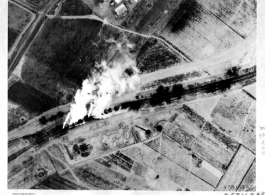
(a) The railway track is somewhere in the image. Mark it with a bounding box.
[8,69,255,163]
[138,68,256,104]
[186,71,256,94]
[8,119,64,162]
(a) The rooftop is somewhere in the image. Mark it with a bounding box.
[114,3,127,16]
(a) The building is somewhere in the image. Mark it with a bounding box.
[114,3,128,17]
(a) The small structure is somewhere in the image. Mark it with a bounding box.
[114,3,128,17]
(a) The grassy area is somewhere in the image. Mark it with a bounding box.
[8,28,19,51]
[137,39,183,73]
[8,81,59,115]
[121,0,157,31]
[134,0,169,32]
[27,18,103,86]
[8,2,33,51]
[21,56,77,105]
[60,0,92,16]
[168,0,201,34]
[26,0,49,9]
[8,2,32,31]
[161,0,244,60]
[8,104,31,131]
[27,18,126,86]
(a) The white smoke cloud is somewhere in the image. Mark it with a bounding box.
[65,53,140,126]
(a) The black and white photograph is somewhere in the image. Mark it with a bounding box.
[4,0,264,193]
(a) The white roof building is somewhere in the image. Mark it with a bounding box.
[114,3,127,16]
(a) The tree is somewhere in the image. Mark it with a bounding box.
[39,116,47,125]
[77,119,83,124]
[221,164,228,171]
[83,115,91,122]
[124,68,134,76]
[73,144,80,154]
[103,109,108,114]
[150,94,161,106]
[165,97,171,104]
[226,66,240,77]
[114,106,120,111]
[57,111,64,118]
[206,83,218,94]
[66,93,73,102]
[164,86,170,95]
[80,143,88,152]
[150,85,165,106]
[145,129,152,139]
[156,85,165,95]
[218,79,232,92]
[150,85,175,106]
[171,84,184,99]
[129,101,142,111]
[156,125,163,132]
[102,143,110,151]
[81,151,90,157]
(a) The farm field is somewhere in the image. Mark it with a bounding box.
[121,143,214,190]
[155,134,223,187]
[215,145,255,191]
[244,83,256,98]
[8,150,56,189]
[167,104,239,170]
[240,103,256,152]
[132,0,184,34]
[136,39,186,73]
[8,80,59,116]
[198,0,256,38]
[8,88,257,190]
[185,96,220,120]
[210,90,254,140]
[161,0,244,60]
[8,0,256,191]
[238,160,256,191]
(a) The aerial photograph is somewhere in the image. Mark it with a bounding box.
[8,0,256,191]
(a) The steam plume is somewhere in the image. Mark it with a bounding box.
[64,54,140,126]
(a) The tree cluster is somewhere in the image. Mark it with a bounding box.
[120,100,143,111]
[150,84,185,106]
[39,111,64,125]
[72,143,93,157]
[206,79,233,93]
[226,66,241,77]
